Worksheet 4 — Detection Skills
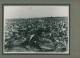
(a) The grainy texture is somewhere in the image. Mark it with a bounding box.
[4,17,69,53]
[0,0,80,58]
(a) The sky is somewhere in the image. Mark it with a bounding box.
[4,5,69,19]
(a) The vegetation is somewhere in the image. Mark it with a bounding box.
[4,17,68,52]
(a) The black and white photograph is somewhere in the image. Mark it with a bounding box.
[3,5,69,54]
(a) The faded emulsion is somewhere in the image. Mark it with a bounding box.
[3,5,69,54]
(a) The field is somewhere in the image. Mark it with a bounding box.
[4,17,69,53]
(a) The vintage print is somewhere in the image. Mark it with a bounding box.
[3,5,69,54]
